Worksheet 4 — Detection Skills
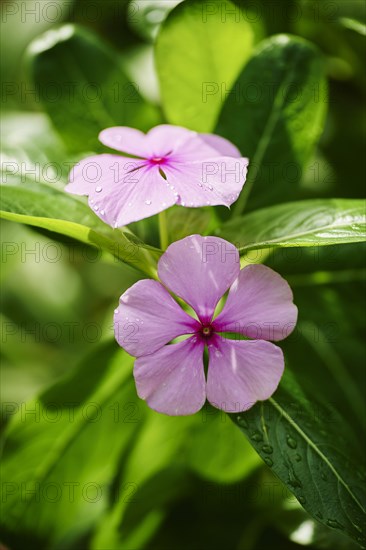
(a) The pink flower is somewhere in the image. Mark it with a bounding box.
[114,235,298,416]
[66,125,249,227]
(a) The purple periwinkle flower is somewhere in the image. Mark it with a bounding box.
[114,235,298,416]
[66,125,249,227]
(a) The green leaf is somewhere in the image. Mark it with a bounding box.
[166,206,213,242]
[127,0,183,42]
[231,370,366,546]
[92,406,260,549]
[1,112,69,189]
[26,24,160,153]
[0,184,161,276]
[186,406,260,483]
[266,241,366,430]
[216,34,328,213]
[218,199,366,254]
[0,342,145,548]
[155,0,254,132]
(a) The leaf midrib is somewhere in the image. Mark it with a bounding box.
[269,397,366,514]
[233,45,302,215]
[239,215,366,251]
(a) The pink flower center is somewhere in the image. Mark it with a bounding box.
[149,156,167,165]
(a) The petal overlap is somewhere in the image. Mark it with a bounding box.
[158,235,240,323]
[66,156,177,227]
[114,279,200,358]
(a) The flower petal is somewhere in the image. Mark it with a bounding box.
[158,235,240,323]
[66,155,177,227]
[206,336,284,413]
[99,127,150,157]
[199,134,242,158]
[213,265,298,341]
[146,124,199,157]
[134,336,206,416]
[99,125,213,159]
[114,280,200,357]
[163,157,248,208]
[99,124,245,162]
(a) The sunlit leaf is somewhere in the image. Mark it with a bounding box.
[156,0,254,132]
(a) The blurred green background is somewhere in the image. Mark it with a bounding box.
[1,1,365,549]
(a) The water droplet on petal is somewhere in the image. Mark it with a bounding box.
[145,200,152,205]
[294,453,302,462]
[94,205,99,212]
[100,209,105,215]
[262,444,273,454]
[114,309,119,314]
[95,186,102,193]
[264,457,273,467]
[181,201,186,207]
[298,495,306,505]
[208,185,213,190]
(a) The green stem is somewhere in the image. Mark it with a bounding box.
[159,210,169,250]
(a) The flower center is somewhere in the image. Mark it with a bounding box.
[149,156,166,165]
[201,325,213,337]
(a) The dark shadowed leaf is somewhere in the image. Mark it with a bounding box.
[26,24,160,152]
[216,34,327,213]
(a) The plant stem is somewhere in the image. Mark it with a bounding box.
[159,210,169,250]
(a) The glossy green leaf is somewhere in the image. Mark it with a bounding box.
[266,241,366,430]
[26,24,160,152]
[0,184,160,276]
[216,34,327,213]
[231,370,366,546]
[218,199,366,253]
[0,343,144,549]
[155,0,254,132]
